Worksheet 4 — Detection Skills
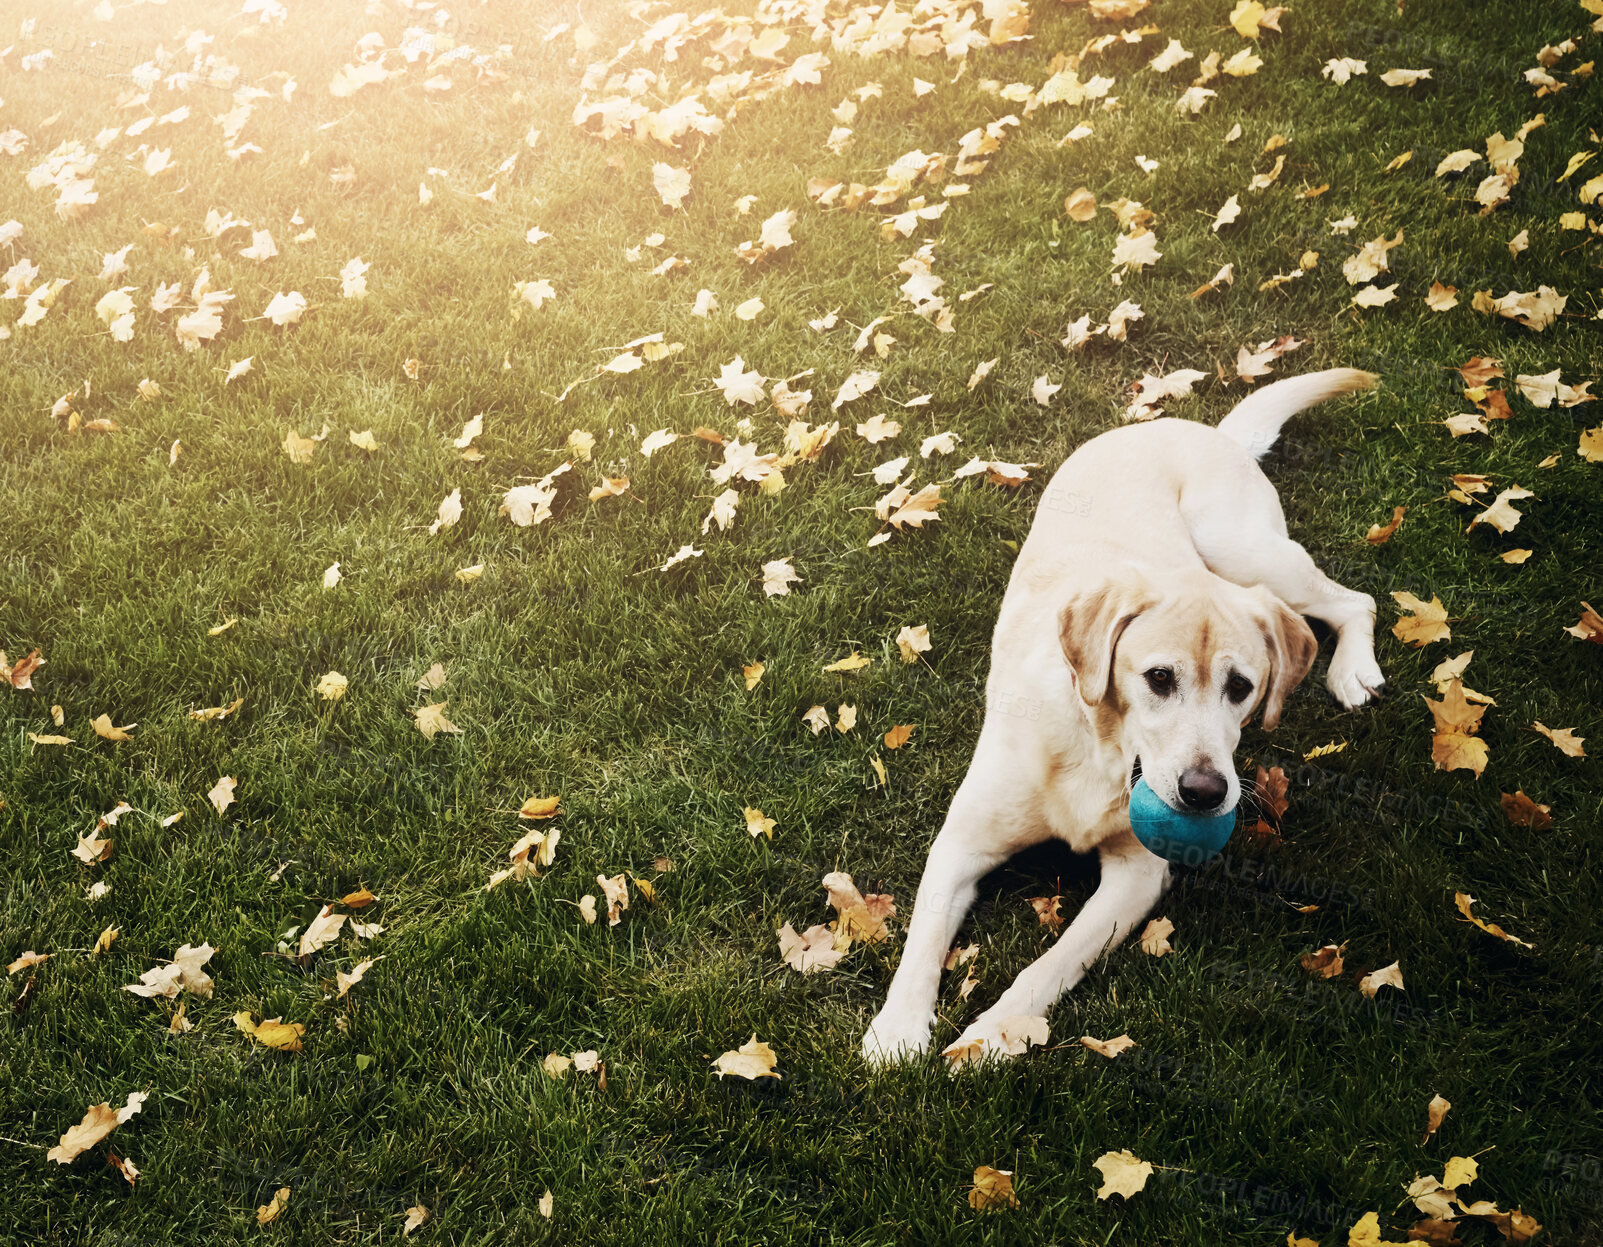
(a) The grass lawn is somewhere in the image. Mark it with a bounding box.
[2,0,1600,1242]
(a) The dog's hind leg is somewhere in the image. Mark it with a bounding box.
[1188,506,1385,710]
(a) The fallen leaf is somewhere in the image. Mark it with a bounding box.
[713,1034,779,1079]
[1531,721,1585,757]
[1139,916,1173,956]
[414,702,461,740]
[969,1165,1019,1210]
[1392,592,1451,646]
[91,713,135,742]
[1300,943,1347,978]
[47,1092,146,1165]
[1080,1034,1137,1058]
[207,775,237,815]
[232,1006,308,1052]
[1455,892,1533,949]
[1359,961,1404,997]
[1366,506,1406,544]
[777,923,845,974]
[257,1188,291,1224]
[1423,1093,1451,1143]
[1093,1150,1153,1199]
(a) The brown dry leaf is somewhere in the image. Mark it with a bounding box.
[1365,505,1407,543]
[1458,356,1506,386]
[4,648,45,689]
[519,795,562,820]
[1299,942,1346,978]
[1423,1093,1451,1144]
[822,871,895,945]
[257,1188,291,1224]
[1065,187,1097,221]
[403,1205,430,1235]
[1454,892,1533,949]
[336,957,380,998]
[1254,764,1290,828]
[1030,895,1065,934]
[1138,916,1174,956]
[883,724,916,749]
[1080,1034,1137,1059]
[341,887,377,908]
[7,950,50,975]
[713,1034,779,1080]
[1500,790,1553,830]
[777,923,845,974]
[823,652,872,674]
[1358,961,1404,998]
[1579,427,1603,462]
[1500,548,1533,564]
[106,1149,139,1185]
[1426,679,1490,776]
[1564,602,1603,643]
[47,1092,147,1165]
[1531,721,1585,757]
[1391,592,1451,646]
[969,1165,1019,1210]
[1093,1149,1154,1199]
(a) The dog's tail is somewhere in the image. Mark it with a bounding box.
[1215,368,1377,460]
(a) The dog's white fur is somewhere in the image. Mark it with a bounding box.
[862,368,1384,1066]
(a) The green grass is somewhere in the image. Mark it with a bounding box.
[2,0,1600,1243]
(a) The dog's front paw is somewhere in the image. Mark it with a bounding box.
[861,1008,934,1067]
[1327,646,1385,710]
[941,1012,1050,1072]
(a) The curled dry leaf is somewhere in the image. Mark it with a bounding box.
[1080,1034,1137,1058]
[1455,892,1533,949]
[1299,943,1346,978]
[969,1165,1018,1210]
[1423,1093,1451,1143]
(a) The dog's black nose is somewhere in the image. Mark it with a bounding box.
[1177,767,1228,811]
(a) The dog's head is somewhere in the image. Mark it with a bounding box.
[1058,568,1317,815]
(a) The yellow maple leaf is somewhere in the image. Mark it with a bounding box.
[1391,592,1451,646]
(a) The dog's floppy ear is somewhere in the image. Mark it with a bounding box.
[1058,574,1154,706]
[1254,590,1318,730]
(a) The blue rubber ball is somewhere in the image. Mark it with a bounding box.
[1128,777,1235,866]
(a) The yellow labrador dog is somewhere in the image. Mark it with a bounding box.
[862,368,1382,1066]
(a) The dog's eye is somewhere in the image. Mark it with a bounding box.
[1144,667,1174,696]
[1226,673,1254,703]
